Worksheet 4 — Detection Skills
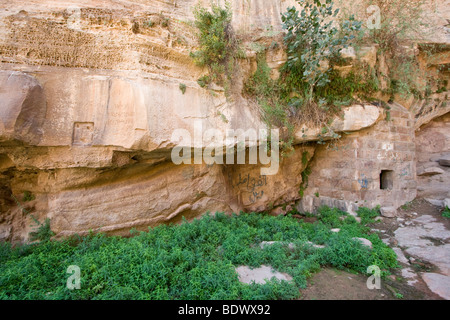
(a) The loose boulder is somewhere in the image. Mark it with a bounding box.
[380,207,397,218]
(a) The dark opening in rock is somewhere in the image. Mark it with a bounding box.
[380,170,394,190]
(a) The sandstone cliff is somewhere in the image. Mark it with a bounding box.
[0,0,449,242]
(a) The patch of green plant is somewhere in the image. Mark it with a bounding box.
[389,56,427,99]
[314,206,398,274]
[436,79,448,94]
[145,20,154,28]
[217,111,229,123]
[443,207,450,219]
[179,83,187,94]
[0,207,398,300]
[301,151,309,166]
[28,217,55,243]
[395,292,404,299]
[0,241,13,265]
[299,166,312,198]
[385,110,391,121]
[23,191,35,202]
[161,17,169,28]
[197,75,211,88]
[359,0,429,99]
[248,42,266,54]
[356,206,381,225]
[245,56,281,108]
[190,2,241,95]
[244,56,295,156]
[316,206,348,227]
[400,201,413,211]
[313,64,379,104]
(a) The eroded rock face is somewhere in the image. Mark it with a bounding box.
[0,71,47,145]
[0,65,377,242]
[0,68,263,152]
[294,104,382,143]
[48,163,235,238]
[225,145,315,213]
[0,0,448,242]
[415,113,450,201]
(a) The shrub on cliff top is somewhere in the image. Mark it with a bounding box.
[190,2,242,93]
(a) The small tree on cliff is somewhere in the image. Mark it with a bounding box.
[281,0,362,104]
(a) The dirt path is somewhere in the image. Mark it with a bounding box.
[300,199,449,300]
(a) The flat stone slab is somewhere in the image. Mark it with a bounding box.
[236,265,293,284]
[393,247,409,264]
[307,241,326,249]
[401,268,418,286]
[421,273,450,300]
[394,215,450,248]
[392,214,450,284]
[406,244,450,276]
[259,241,325,249]
[413,215,437,224]
[401,267,417,279]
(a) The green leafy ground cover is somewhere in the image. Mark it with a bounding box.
[0,206,397,300]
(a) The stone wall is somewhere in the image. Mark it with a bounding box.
[298,103,417,215]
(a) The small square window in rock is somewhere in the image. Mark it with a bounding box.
[380,170,394,190]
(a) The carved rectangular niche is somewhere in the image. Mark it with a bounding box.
[380,170,394,190]
[72,122,94,146]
